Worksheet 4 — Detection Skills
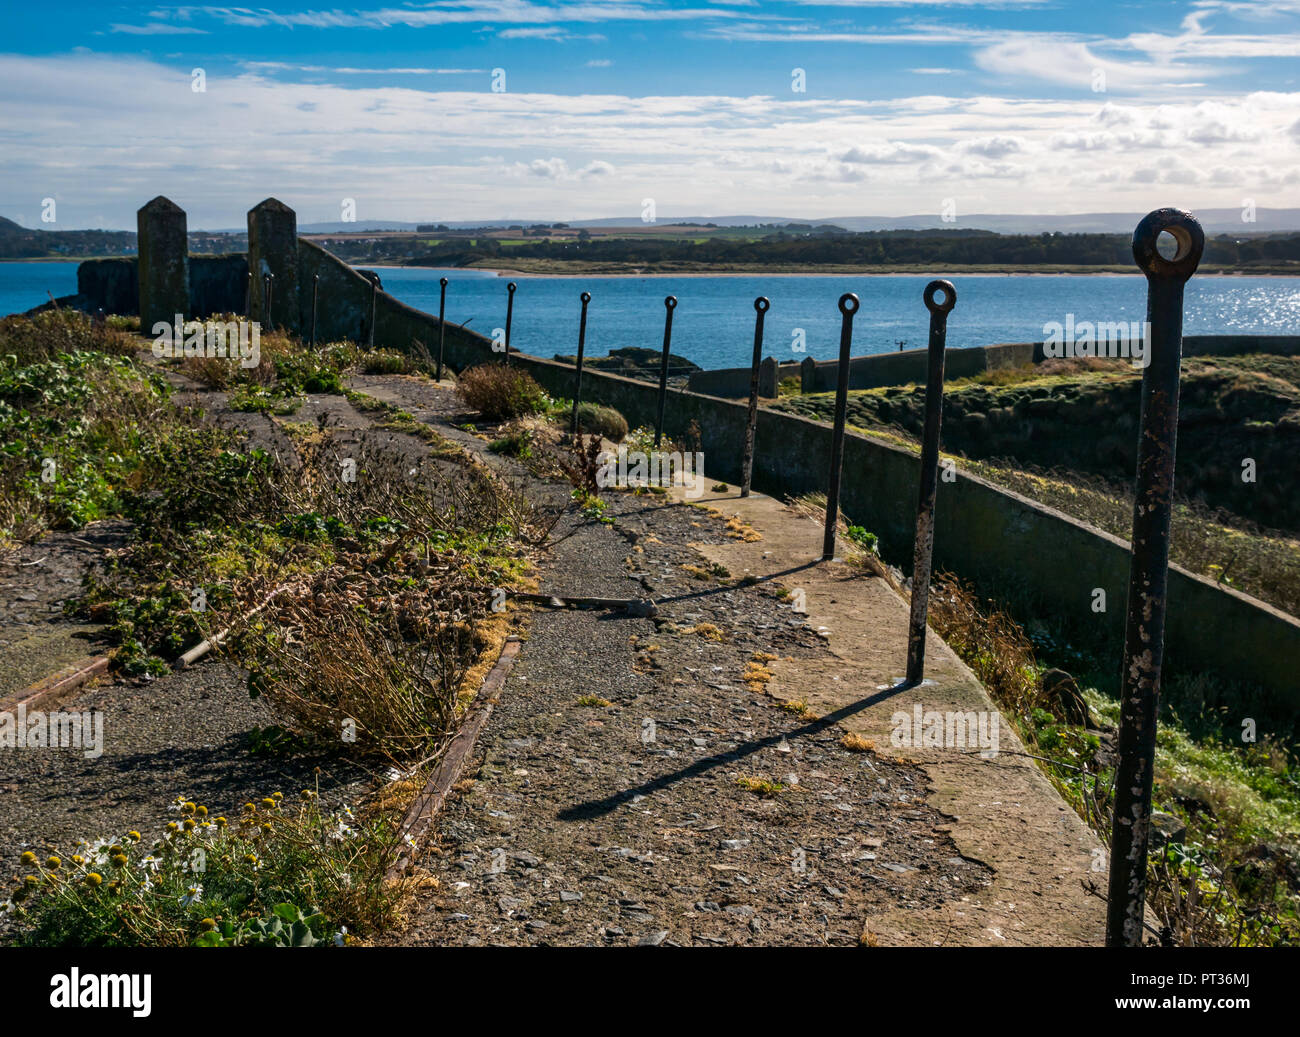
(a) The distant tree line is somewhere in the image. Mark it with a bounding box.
[398,229,1300,269]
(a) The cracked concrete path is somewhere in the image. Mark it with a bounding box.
[674,481,1108,945]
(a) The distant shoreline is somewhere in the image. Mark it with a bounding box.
[5,256,1296,278]
[377,263,1298,279]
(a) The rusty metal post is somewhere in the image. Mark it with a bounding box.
[309,274,319,347]
[368,276,377,348]
[653,295,677,448]
[436,277,448,381]
[503,281,516,363]
[1105,208,1204,948]
[741,297,770,497]
[244,271,252,319]
[905,280,957,686]
[570,291,592,435]
[264,273,274,332]
[822,293,860,560]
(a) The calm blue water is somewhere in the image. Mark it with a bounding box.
[4,261,1297,368]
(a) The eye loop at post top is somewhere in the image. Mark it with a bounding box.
[1132,208,1204,282]
[664,295,677,310]
[439,277,448,287]
[580,291,591,304]
[507,281,517,293]
[923,279,957,315]
[838,292,859,315]
[754,296,770,313]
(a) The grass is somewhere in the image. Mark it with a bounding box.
[736,776,785,797]
[927,572,1300,946]
[4,790,406,947]
[455,364,551,422]
[961,458,1300,617]
[575,694,612,708]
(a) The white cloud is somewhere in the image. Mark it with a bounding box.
[1,53,1296,226]
[109,23,207,35]
[961,135,1028,157]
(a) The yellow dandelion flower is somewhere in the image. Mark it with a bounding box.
[19,852,36,865]
[127,831,142,842]
[112,854,128,867]
[182,802,196,815]
[195,805,208,817]
[45,856,61,869]
[85,873,103,887]
[215,817,228,828]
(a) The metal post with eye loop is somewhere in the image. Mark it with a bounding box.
[904,279,957,687]
[436,277,448,382]
[570,291,592,436]
[741,297,771,498]
[244,270,252,320]
[503,281,517,364]
[367,275,378,348]
[822,292,859,561]
[1105,207,1204,949]
[263,273,275,332]
[309,274,319,348]
[653,295,678,448]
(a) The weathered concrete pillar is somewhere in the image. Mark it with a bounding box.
[136,196,189,331]
[800,355,818,394]
[247,198,299,333]
[759,355,780,398]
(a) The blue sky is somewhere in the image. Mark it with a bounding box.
[2,1,1299,228]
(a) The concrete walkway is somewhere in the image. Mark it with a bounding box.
[675,480,1108,945]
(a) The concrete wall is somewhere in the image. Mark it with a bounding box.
[689,335,1300,398]
[77,258,138,317]
[298,239,494,363]
[688,358,800,398]
[66,255,242,319]
[189,255,247,317]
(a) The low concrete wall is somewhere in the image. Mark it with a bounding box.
[692,335,1300,398]
[190,255,246,317]
[298,239,497,363]
[71,255,244,320]
[77,258,138,317]
[688,358,800,398]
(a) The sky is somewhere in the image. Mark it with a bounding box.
[1,0,1299,229]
